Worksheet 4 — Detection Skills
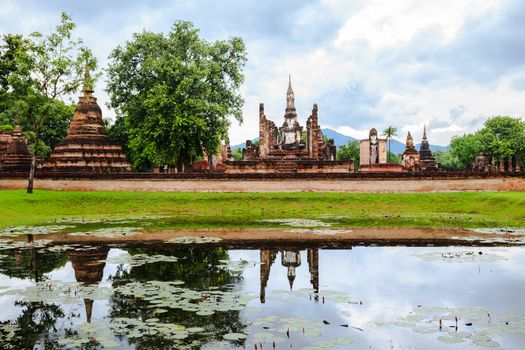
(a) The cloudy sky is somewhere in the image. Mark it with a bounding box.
[1,0,524,145]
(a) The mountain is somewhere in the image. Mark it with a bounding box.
[320,128,356,146]
[232,128,449,153]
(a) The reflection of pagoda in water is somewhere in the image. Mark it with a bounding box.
[68,247,108,323]
[259,248,319,303]
[282,251,301,290]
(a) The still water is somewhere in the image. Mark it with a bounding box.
[0,239,524,349]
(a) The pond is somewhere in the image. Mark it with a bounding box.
[0,231,524,349]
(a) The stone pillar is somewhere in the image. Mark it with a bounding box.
[310,104,319,159]
[258,103,268,159]
[508,157,514,173]
[516,155,521,174]
[499,159,505,173]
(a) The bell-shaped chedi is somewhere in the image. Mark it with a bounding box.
[0,126,32,173]
[43,67,130,173]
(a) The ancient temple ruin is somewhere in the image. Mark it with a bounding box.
[418,126,437,171]
[359,128,402,172]
[43,69,130,173]
[401,131,420,171]
[401,126,438,171]
[225,77,352,174]
[0,126,32,173]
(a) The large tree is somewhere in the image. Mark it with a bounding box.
[478,116,525,161]
[450,116,525,169]
[106,21,247,171]
[0,12,98,193]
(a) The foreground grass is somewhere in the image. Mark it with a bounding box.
[0,190,524,229]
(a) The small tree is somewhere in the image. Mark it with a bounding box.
[337,140,360,168]
[382,126,397,163]
[1,12,97,193]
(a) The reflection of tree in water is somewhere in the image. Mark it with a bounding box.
[0,239,68,349]
[108,246,246,349]
[0,242,68,281]
[0,300,64,349]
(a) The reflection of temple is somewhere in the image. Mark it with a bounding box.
[307,249,319,293]
[259,248,319,302]
[281,251,301,291]
[259,250,277,303]
[68,248,109,323]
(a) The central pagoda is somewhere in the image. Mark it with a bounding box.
[279,76,304,147]
[44,68,130,173]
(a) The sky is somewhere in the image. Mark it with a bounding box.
[1,0,524,146]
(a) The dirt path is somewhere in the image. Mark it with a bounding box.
[1,177,525,193]
[7,227,522,246]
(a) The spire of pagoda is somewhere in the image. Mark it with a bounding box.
[422,125,428,141]
[286,75,295,111]
[82,63,94,97]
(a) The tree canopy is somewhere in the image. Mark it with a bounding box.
[337,140,360,168]
[450,116,525,168]
[106,21,247,171]
[0,12,97,192]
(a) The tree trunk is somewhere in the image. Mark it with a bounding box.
[27,152,36,194]
[208,154,215,171]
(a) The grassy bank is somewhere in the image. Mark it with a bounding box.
[0,191,525,229]
[0,190,524,230]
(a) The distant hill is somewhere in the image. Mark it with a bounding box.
[232,128,448,153]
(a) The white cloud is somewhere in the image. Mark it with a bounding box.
[334,0,502,50]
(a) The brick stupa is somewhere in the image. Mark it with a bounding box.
[44,69,130,173]
[0,126,32,173]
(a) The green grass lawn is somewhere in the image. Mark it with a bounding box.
[0,190,524,229]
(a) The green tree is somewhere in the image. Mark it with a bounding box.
[106,21,247,172]
[337,140,360,168]
[1,12,97,193]
[434,151,461,170]
[106,116,130,159]
[387,151,401,164]
[382,126,398,162]
[478,116,525,161]
[450,133,484,169]
[231,147,243,161]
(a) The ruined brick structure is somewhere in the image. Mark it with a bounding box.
[359,128,403,172]
[402,131,420,171]
[43,69,131,173]
[225,77,350,174]
[0,126,32,173]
